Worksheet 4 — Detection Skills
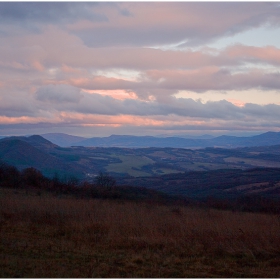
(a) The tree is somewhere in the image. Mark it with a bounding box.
[95,172,116,188]
[0,161,20,188]
[22,167,44,187]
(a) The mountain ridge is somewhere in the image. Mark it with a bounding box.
[40,133,87,147]
[2,132,280,181]
[2,131,280,149]
[73,131,280,148]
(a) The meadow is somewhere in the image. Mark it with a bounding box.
[1,187,280,277]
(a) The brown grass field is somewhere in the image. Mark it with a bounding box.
[1,187,280,277]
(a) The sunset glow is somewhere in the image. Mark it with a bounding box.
[1,2,280,137]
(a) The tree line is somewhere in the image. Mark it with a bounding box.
[0,161,179,203]
[1,160,280,214]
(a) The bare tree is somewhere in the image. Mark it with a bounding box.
[95,172,116,188]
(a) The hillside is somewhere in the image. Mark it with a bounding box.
[1,186,280,277]
[117,168,280,199]
[0,136,83,178]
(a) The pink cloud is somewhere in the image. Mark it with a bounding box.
[227,99,246,107]
[224,45,280,65]
[58,112,165,127]
[1,3,280,136]
[69,76,136,91]
[83,89,138,100]
[0,116,60,124]
[31,61,45,72]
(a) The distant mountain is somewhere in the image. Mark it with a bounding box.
[157,134,215,139]
[41,133,87,147]
[76,134,206,148]
[3,131,280,148]
[205,131,280,148]
[74,131,280,148]
[184,134,215,139]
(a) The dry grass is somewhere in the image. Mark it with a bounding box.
[1,187,280,277]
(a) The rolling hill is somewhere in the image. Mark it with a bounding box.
[69,131,280,148]
[0,136,83,178]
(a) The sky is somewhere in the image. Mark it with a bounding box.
[1,2,280,137]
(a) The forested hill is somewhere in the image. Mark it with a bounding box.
[40,131,280,148]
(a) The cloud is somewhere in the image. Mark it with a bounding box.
[36,84,83,103]
[223,45,280,66]
[0,2,107,27]
[68,2,280,48]
[0,88,36,118]
[31,89,280,122]
[1,2,278,48]
[138,68,280,95]
[1,2,280,136]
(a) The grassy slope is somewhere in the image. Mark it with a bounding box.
[1,188,280,277]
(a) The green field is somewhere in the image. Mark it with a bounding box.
[106,155,155,176]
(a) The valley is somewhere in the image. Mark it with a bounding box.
[1,134,280,181]
[1,133,280,200]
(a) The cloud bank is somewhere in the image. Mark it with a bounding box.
[1,2,280,136]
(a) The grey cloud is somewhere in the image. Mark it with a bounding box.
[119,8,133,17]
[66,69,280,101]
[176,3,280,47]
[36,90,280,122]
[0,2,279,47]
[75,2,280,48]
[0,90,36,117]
[2,92,280,136]
[0,86,274,122]
[0,2,107,29]
[140,70,280,95]
[36,85,83,104]
[77,25,190,48]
